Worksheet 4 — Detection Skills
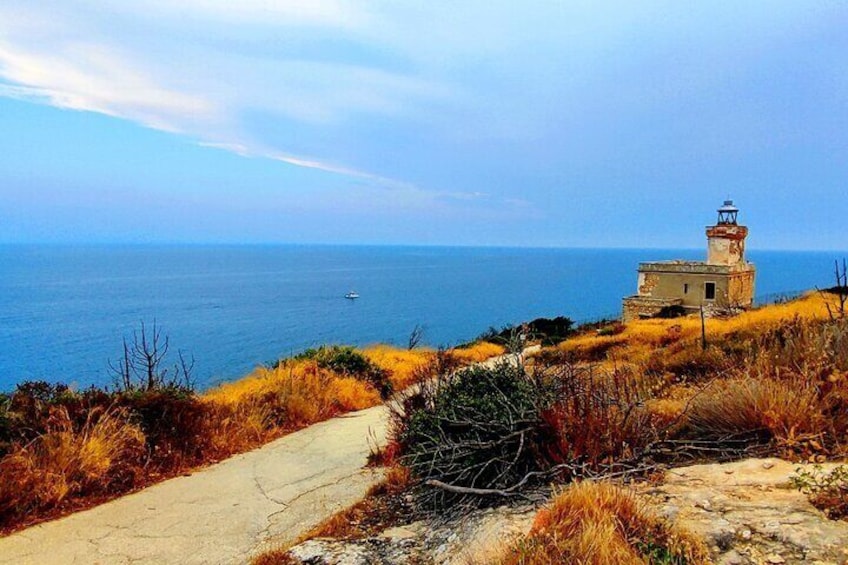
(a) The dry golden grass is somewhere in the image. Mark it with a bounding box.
[1,340,506,532]
[625,292,833,347]
[201,359,381,456]
[251,549,300,565]
[554,293,836,369]
[556,333,629,363]
[686,377,832,447]
[451,341,507,364]
[645,396,690,432]
[304,501,372,540]
[363,345,434,390]
[370,465,411,495]
[0,407,145,517]
[497,481,708,565]
[200,345,457,459]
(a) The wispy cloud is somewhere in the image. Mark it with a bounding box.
[197,140,508,207]
[0,41,220,134]
[0,1,459,198]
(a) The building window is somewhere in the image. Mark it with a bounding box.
[705,282,716,301]
[684,283,689,294]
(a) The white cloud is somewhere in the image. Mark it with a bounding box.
[0,1,465,196]
[0,42,220,134]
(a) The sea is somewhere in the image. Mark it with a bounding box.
[0,245,843,392]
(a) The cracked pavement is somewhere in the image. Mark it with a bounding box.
[0,403,389,565]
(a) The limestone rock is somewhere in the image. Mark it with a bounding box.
[287,537,422,564]
[282,504,535,565]
[641,458,848,565]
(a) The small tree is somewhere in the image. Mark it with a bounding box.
[109,321,194,392]
[407,324,425,350]
[824,259,848,320]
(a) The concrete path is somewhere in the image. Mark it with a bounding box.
[0,349,532,565]
[0,405,389,565]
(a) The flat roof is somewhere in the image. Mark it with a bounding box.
[638,260,754,274]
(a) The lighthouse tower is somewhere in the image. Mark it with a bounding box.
[621,199,756,321]
[706,200,749,266]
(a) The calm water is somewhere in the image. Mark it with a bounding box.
[0,245,842,391]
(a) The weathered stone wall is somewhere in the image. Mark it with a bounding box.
[706,224,748,265]
[626,264,756,318]
[622,219,755,321]
[622,297,683,322]
[637,272,660,296]
[727,270,756,307]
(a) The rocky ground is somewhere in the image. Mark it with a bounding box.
[643,458,848,565]
[281,458,848,565]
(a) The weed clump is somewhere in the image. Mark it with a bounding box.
[791,464,848,520]
[497,481,708,565]
[681,317,848,456]
[539,365,657,470]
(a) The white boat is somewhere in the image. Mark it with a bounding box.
[344,291,360,299]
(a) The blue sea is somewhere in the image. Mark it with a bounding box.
[0,245,842,391]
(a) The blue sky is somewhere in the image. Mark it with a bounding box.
[0,1,846,249]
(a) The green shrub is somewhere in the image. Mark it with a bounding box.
[478,317,575,347]
[395,362,553,506]
[296,346,392,398]
[791,464,848,520]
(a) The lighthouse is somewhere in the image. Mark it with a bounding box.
[622,200,756,321]
[706,200,749,266]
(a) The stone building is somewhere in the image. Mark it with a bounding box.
[622,201,756,322]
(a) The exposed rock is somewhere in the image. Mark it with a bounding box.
[640,458,848,565]
[425,505,535,565]
[287,537,423,564]
[281,505,535,564]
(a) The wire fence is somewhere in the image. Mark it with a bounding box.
[754,289,806,306]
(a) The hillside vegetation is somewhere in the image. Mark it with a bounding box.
[258,291,848,564]
[0,340,503,533]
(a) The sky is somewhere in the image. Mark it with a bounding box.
[0,1,846,249]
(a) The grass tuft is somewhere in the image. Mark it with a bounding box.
[0,406,145,519]
[496,481,708,565]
